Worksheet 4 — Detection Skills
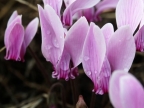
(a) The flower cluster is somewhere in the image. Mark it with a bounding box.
[3,0,144,107]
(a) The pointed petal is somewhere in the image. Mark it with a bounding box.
[24,17,39,47]
[63,0,100,25]
[107,26,136,71]
[109,70,127,108]
[109,70,144,108]
[120,73,144,108]
[5,15,22,49]
[116,0,144,33]
[5,23,24,61]
[65,17,89,67]
[82,22,106,81]
[134,25,144,52]
[101,23,114,46]
[95,0,119,21]
[93,57,111,95]
[7,11,18,26]
[43,0,62,17]
[38,5,64,65]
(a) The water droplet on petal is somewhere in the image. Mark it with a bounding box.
[94,70,98,74]
[52,39,59,48]
[87,71,91,75]
[45,45,52,50]
[84,56,89,61]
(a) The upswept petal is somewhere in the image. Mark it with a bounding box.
[120,73,144,108]
[134,25,144,52]
[5,15,22,49]
[24,17,39,47]
[109,70,144,108]
[43,0,62,17]
[5,23,24,61]
[116,0,144,33]
[65,17,89,67]
[38,5,64,65]
[101,23,114,46]
[7,11,18,26]
[109,70,127,108]
[63,0,100,25]
[93,57,111,95]
[107,26,136,71]
[95,0,119,21]
[82,22,106,80]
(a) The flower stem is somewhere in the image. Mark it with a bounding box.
[0,46,6,53]
[48,82,66,108]
[90,92,96,108]
[28,46,50,85]
[70,79,78,107]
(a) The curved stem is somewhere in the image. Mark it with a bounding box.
[28,46,50,85]
[48,82,66,108]
[0,46,6,53]
[90,92,96,108]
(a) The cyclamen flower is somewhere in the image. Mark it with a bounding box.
[42,0,100,26]
[82,23,135,94]
[109,70,144,108]
[4,11,39,61]
[115,0,144,52]
[38,4,89,80]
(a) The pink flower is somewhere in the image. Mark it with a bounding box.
[82,22,135,94]
[115,0,144,52]
[38,4,89,80]
[109,70,144,108]
[4,11,39,61]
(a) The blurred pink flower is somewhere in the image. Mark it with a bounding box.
[4,11,39,61]
[109,70,144,108]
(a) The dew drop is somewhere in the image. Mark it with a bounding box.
[84,56,89,61]
[45,45,52,50]
[94,70,98,74]
[52,39,59,48]
[87,71,91,75]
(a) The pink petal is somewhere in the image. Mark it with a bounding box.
[109,70,144,108]
[101,23,114,46]
[43,0,62,17]
[120,73,144,108]
[7,11,18,26]
[65,17,89,67]
[95,0,119,21]
[5,15,22,50]
[82,8,95,22]
[24,17,39,48]
[134,25,144,52]
[38,5,64,65]
[107,26,136,71]
[109,70,127,108]
[63,0,100,26]
[52,49,71,81]
[93,57,111,95]
[116,0,144,33]
[5,23,24,61]
[82,22,106,82]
